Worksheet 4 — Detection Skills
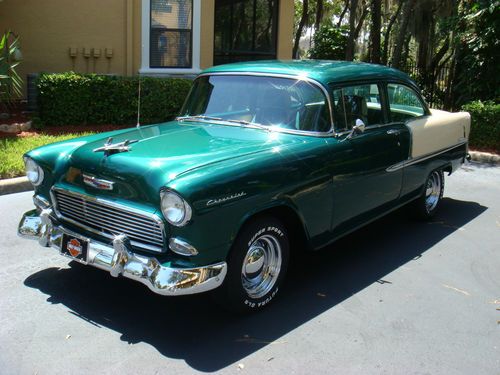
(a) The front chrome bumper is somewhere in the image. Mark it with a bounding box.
[18,209,227,296]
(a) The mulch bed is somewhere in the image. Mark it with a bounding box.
[0,124,132,139]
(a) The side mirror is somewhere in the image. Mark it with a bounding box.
[346,119,366,139]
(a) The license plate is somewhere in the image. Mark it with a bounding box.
[61,233,88,262]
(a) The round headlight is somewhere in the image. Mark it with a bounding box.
[160,190,192,226]
[24,157,44,186]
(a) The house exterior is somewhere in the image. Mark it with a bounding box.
[0,0,294,95]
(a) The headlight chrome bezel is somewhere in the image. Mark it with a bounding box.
[160,189,192,227]
[24,157,44,186]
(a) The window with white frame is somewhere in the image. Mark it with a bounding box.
[150,0,193,68]
[141,0,200,73]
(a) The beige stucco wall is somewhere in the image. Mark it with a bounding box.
[0,0,293,96]
[277,0,294,60]
[200,0,215,69]
[0,0,141,95]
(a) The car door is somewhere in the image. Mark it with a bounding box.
[328,82,411,234]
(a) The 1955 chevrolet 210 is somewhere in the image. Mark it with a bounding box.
[18,60,471,311]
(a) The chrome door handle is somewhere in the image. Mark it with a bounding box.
[387,129,400,135]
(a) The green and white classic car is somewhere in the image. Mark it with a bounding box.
[18,60,471,312]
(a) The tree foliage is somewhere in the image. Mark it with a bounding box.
[453,1,500,106]
[293,0,499,109]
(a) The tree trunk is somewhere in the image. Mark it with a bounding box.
[293,0,309,59]
[346,1,369,60]
[345,0,358,60]
[369,0,382,63]
[401,32,412,66]
[431,36,450,73]
[337,0,350,27]
[391,0,415,68]
[382,0,404,65]
[354,6,369,39]
[416,10,433,71]
[314,0,324,32]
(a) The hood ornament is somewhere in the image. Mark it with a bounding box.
[93,137,138,155]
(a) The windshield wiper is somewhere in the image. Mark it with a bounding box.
[224,119,271,131]
[176,115,223,122]
[177,115,272,131]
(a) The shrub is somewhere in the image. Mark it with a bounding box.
[36,72,192,126]
[462,100,500,153]
[309,25,348,60]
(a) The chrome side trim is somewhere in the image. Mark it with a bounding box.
[194,72,337,138]
[386,141,467,172]
[18,210,227,296]
[50,187,166,253]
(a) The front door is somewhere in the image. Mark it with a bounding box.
[328,82,410,234]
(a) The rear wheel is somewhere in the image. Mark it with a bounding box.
[215,216,289,312]
[410,169,444,220]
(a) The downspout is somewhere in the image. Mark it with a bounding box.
[126,0,134,76]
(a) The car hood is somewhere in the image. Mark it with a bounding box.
[53,121,311,203]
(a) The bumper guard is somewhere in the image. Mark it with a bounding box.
[18,209,227,296]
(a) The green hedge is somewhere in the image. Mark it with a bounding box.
[462,100,500,153]
[36,72,192,126]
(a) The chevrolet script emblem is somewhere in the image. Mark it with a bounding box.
[83,174,114,190]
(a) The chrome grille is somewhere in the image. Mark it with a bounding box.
[52,188,164,252]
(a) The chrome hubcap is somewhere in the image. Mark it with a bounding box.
[241,234,282,299]
[425,171,441,212]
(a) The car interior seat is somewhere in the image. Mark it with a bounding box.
[336,95,369,130]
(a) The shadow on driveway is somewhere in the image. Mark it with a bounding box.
[24,198,486,372]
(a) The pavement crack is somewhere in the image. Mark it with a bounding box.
[442,284,471,296]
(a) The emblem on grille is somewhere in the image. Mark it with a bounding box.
[67,238,82,257]
[83,174,114,190]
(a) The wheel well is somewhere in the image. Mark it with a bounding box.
[442,164,452,175]
[244,205,309,255]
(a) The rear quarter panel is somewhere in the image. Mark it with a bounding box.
[407,110,471,158]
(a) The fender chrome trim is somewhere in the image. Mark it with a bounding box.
[386,141,467,172]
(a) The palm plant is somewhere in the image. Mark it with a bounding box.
[0,31,23,111]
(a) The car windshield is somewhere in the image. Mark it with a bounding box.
[179,75,331,133]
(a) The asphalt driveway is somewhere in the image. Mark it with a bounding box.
[0,162,499,374]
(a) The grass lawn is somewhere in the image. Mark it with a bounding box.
[0,133,94,179]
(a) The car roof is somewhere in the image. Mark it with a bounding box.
[202,60,418,89]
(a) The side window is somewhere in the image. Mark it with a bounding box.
[332,83,383,132]
[387,84,425,122]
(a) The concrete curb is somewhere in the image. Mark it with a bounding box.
[0,176,33,196]
[469,151,500,165]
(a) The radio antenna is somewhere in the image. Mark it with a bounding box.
[136,77,141,128]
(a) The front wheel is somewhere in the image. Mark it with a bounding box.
[214,216,289,313]
[410,169,445,220]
